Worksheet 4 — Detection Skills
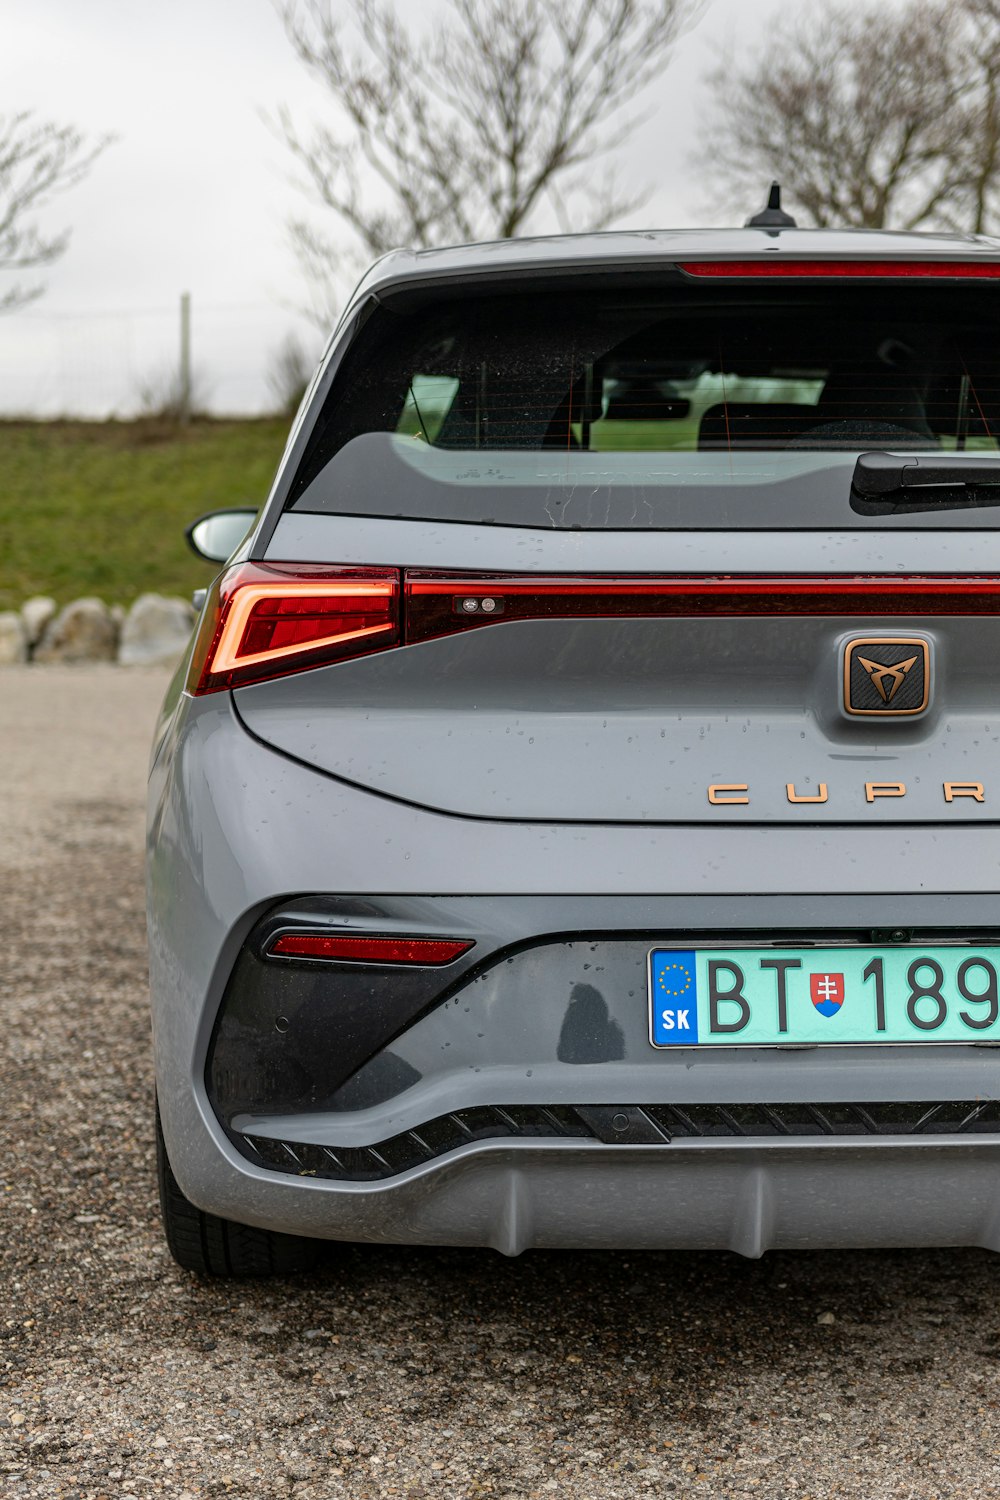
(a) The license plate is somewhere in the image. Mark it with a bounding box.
[647,945,1000,1047]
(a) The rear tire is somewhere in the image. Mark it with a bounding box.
[155,1102,321,1277]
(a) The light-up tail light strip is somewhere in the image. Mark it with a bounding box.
[403,574,1000,644]
[188,562,399,694]
[679,259,1000,279]
[188,566,1000,693]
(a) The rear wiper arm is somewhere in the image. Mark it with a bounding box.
[852,451,1000,514]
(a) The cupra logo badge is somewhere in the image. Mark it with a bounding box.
[856,652,920,704]
[844,637,930,717]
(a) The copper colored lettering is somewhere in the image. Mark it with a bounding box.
[944,781,985,802]
[865,781,906,802]
[786,782,828,804]
[708,784,749,805]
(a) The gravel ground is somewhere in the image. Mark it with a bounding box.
[3,665,1000,1500]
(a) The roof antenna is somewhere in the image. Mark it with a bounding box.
[745,182,797,229]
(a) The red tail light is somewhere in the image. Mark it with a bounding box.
[404,573,1000,643]
[188,562,399,694]
[267,934,473,965]
[187,565,1000,691]
[680,259,1000,279]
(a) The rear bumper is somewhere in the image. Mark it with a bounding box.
[148,692,1000,1251]
[170,1132,1000,1255]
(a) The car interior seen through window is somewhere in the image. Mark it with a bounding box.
[300,285,1000,475]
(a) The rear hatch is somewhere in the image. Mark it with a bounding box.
[232,265,1000,825]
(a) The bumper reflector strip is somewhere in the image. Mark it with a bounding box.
[267,934,473,965]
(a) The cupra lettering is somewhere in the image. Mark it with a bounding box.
[706,781,985,806]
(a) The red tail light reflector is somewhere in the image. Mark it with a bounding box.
[268,934,474,965]
[680,259,1000,279]
[189,562,399,694]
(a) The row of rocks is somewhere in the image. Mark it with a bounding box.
[0,594,197,667]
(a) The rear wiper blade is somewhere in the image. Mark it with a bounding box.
[852,451,1000,514]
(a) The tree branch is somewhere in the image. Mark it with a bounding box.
[0,112,112,312]
[273,0,702,323]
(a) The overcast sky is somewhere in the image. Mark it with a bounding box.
[3,0,791,417]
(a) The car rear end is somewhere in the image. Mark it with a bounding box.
[148,230,1000,1259]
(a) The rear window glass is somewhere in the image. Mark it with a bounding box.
[288,281,1000,527]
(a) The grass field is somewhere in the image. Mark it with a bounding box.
[0,417,290,611]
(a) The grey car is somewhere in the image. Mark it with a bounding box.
[149,223,1000,1276]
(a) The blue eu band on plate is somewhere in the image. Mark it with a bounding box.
[650,949,700,1043]
[647,946,1000,1047]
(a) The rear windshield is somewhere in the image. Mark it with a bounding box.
[288,281,1000,528]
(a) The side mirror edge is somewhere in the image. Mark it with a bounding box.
[185,507,258,564]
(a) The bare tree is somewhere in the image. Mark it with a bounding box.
[697,0,1000,233]
[273,0,700,322]
[0,112,110,312]
[950,0,1000,232]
